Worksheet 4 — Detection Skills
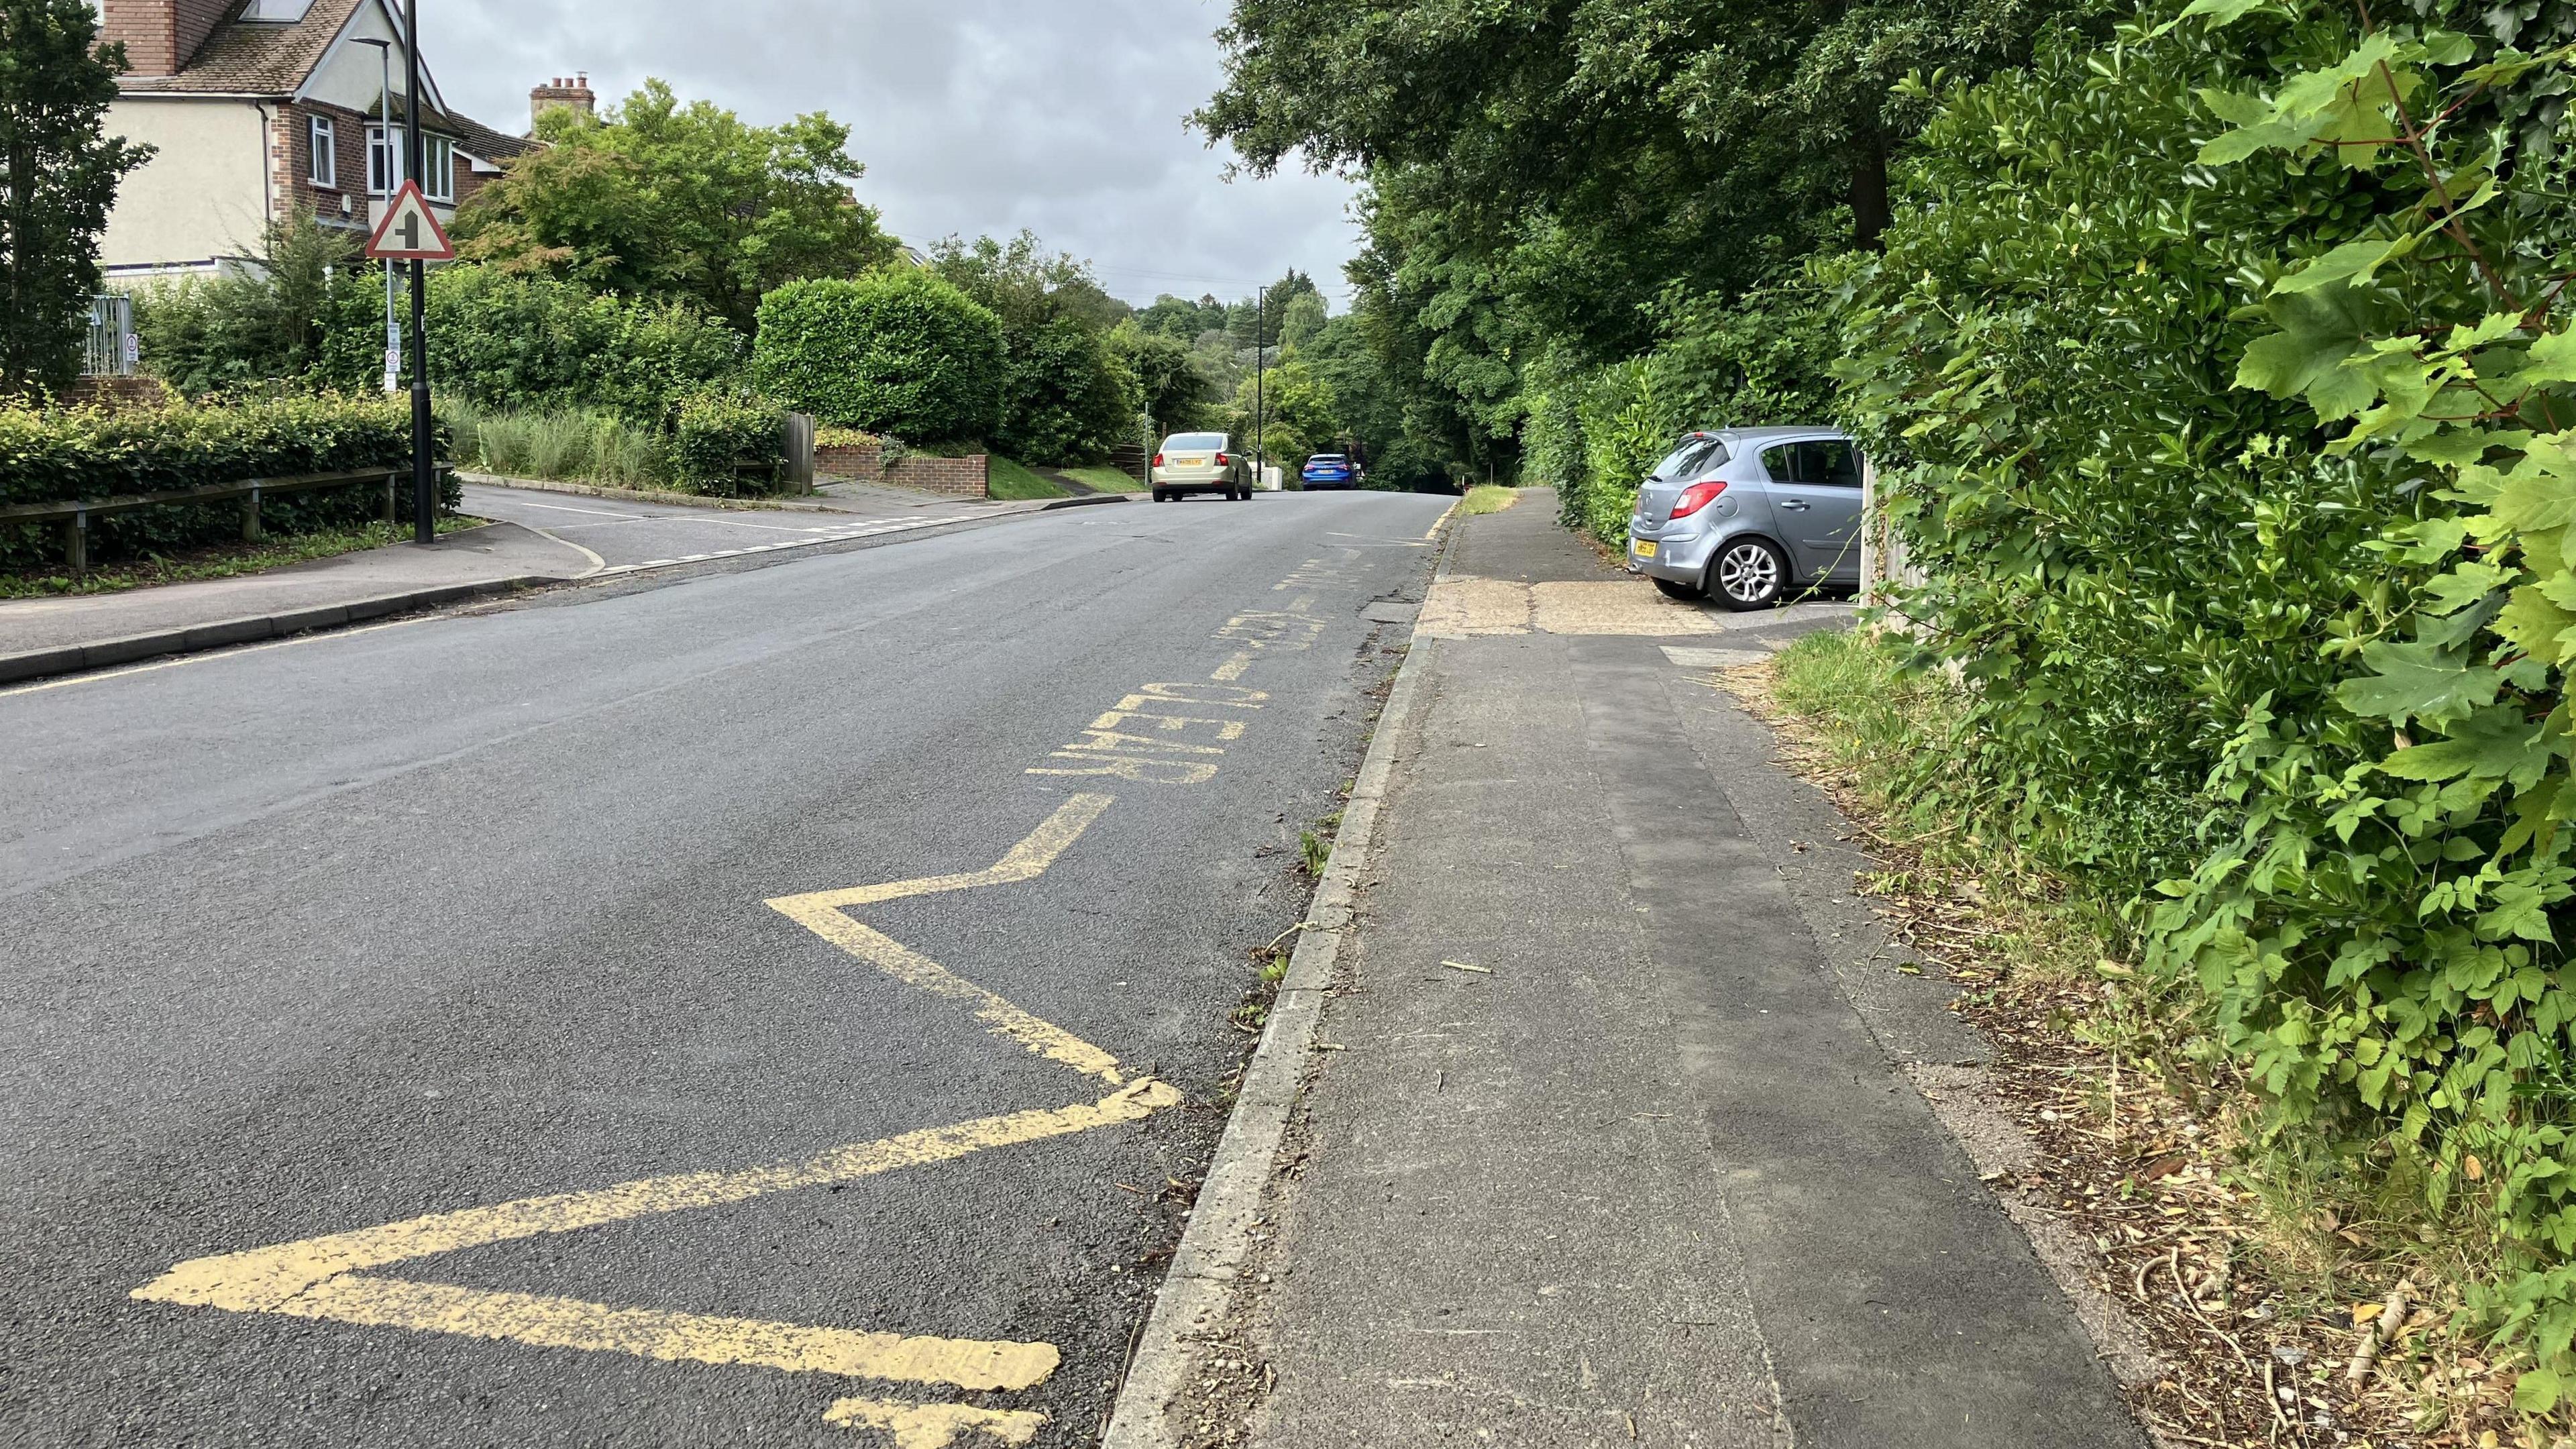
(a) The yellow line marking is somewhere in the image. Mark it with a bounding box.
[765,794,1124,1083]
[132,793,1184,1420]
[134,1083,1173,1317]
[1210,649,1257,682]
[273,1277,1057,1391]
[826,1396,1046,1448]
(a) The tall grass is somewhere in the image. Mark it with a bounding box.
[441,400,673,490]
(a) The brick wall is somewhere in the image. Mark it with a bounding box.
[271,101,372,235]
[63,376,175,413]
[816,442,991,499]
[100,0,231,77]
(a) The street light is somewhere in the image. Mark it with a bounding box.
[350,38,396,394]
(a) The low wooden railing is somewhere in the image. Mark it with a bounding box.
[0,466,451,572]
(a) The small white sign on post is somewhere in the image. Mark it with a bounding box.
[366,179,454,262]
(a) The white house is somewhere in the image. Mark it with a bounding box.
[91,0,584,280]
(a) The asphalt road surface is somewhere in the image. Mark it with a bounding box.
[1,489,1452,1448]
[458,482,1005,572]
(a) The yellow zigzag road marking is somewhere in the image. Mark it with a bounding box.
[133,792,1170,1443]
[765,794,1122,1085]
[826,1396,1046,1448]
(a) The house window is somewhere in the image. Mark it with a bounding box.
[423,134,454,203]
[368,125,400,194]
[308,115,336,188]
[369,128,454,202]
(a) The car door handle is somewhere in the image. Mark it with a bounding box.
[1779,500,1810,511]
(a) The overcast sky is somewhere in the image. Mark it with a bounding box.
[416,0,1358,308]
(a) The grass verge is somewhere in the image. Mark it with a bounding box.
[1060,465,1144,494]
[1745,627,2550,1449]
[985,455,1071,502]
[1,516,481,599]
[1459,484,1519,516]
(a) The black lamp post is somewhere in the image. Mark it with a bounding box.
[401,0,433,544]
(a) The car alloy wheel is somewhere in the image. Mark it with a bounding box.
[1713,539,1787,610]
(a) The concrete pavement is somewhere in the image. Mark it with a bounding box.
[0,521,593,680]
[1,489,1448,1447]
[1111,493,2146,1449]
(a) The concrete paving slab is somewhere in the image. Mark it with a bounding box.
[1224,492,2144,1449]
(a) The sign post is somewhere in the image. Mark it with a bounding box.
[396,1,440,545]
[365,177,451,545]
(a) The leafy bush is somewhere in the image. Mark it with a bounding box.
[0,392,451,568]
[994,316,1141,464]
[669,390,784,496]
[417,267,743,421]
[138,254,743,421]
[1841,0,2576,1370]
[1529,278,1839,543]
[751,271,1006,442]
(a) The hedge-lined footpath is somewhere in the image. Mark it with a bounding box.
[0,394,453,570]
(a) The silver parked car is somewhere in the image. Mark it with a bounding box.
[1626,427,1864,610]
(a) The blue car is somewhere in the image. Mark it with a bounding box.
[1301,453,1359,490]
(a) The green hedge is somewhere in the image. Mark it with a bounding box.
[670,390,785,496]
[137,260,745,422]
[1839,0,2576,1369]
[0,394,451,569]
[751,271,1004,442]
[406,267,745,423]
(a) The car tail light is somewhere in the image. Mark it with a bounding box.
[1215,451,1230,466]
[1152,453,1163,468]
[1670,480,1727,520]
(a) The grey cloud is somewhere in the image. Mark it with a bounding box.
[417,0,1358,304]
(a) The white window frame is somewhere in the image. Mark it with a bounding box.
[422,134,455,203]
[366,124,400,195]
[307,115,337,189]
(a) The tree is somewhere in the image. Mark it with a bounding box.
[1112,323,1212,434]
[930,231,1141,462]
[0,0,150,394]
[454,79,896,332]
[1230,355,1339,465]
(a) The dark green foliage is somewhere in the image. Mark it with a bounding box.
[928,233,1141,463]
[1112,325,1212,435]
[133,211,376,396]
[750,271,1006,442]
[1841,0,2576,1367]
[669,389,784,495]
[140,250,745,419]
[0,392,449,567]
[453,79,898,333]
[410,267,742,421]
[1531,276,1842,541]
[992,316,1139,464]
[0,0,150,394]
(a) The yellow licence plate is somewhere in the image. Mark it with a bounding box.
[1176,456,1205,467]
[1633,540,1658,558]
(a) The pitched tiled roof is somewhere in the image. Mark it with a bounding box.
[119,0,366,95]
[448,113,533,163]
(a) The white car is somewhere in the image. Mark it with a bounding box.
[1150,433,1253,502]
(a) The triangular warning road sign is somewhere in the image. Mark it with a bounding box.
[366,179,454,261]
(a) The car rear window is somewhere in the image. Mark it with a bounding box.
[1166,433,1226,451]
[1307,455,1346,465]
[1652,436,1727,481]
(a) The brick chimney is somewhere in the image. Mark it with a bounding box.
[98,0,232,78]
[529,72,597,129]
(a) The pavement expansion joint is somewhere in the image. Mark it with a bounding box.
[130,792,1169,1448]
